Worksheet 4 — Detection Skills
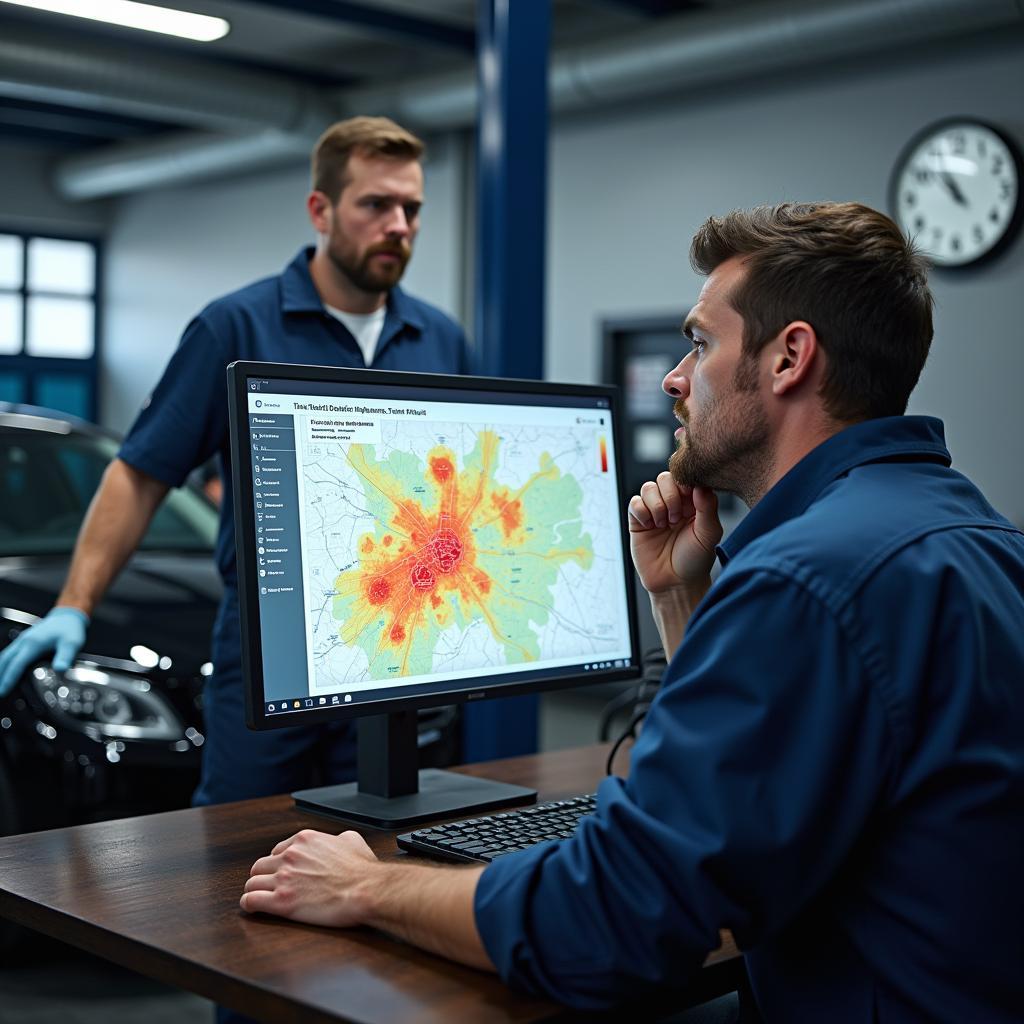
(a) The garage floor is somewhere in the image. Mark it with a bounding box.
[0,934,212,1023]
[0,685,629,1023]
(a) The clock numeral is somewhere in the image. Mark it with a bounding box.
[904,191,916,207]
[951,132,966,154]
[914,168,931,185]
[973,225,984,244]
[977,139,987,158]
[950,236,961,253]
[992,155,1005,175]
[1000,180,1013,200]
[914,216,926,231]
[990,207,1001,223]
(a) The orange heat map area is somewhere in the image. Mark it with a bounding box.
[329,430,593,681]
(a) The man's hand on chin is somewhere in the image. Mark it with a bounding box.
[241,829,379,928]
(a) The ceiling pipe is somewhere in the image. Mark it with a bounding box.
[546,0,1024,116]
[54,126,331,200]
[50,0,1024,200]
[340,0,1024,126]
[0,22,330,134]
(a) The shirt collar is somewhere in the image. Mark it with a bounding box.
[280,247,324,313]
[385,282,425,333]
[280,247,425,334]
[717,415,951,567]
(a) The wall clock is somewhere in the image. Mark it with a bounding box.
[891,119,1022,268]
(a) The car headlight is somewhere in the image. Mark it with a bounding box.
[31,663,186,742]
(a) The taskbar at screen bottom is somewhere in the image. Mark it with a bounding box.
[263,657,636,718]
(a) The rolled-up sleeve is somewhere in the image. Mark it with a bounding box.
[474,568,897,1009]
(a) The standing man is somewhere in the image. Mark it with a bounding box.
[239,203,1023,1023]
[0,117,469,807]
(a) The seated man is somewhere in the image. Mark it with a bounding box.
[240,202,1024,1023]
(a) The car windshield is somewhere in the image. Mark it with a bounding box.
[0,425,218,556]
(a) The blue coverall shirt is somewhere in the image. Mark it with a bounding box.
[117,248,468,803]
[475,415,1024,1023]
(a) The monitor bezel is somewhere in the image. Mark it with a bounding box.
[227,360,643,732]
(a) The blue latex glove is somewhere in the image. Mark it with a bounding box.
[0,607,90,697]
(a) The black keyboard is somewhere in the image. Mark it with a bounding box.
[397,793,596,864]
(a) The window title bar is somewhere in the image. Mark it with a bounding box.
[247,376,611,410]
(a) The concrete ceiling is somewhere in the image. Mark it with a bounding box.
[2,0,1018,200]
[0,0,710,148]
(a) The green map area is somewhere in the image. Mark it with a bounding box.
[329,429,594,680]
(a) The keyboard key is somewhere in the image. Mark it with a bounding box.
[396,793,597,864]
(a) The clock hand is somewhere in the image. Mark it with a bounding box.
[939,171,969,207]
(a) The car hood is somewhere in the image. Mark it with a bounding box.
[0,552,222,674]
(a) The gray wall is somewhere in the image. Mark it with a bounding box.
[546,37,1024,523]
[101,133,466,431]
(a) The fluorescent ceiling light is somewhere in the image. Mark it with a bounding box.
[1,0,230,41]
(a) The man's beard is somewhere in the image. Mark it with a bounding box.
[668,357,771,504]
[328,236,410,294]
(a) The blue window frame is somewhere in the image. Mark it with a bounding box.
[0,230,101,421]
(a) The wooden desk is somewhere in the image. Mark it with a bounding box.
[0,745,740,1022]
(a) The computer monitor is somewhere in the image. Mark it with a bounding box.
[227,361,641,827]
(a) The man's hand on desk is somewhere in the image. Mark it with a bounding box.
[242,829,379,927]
[241,829,495,971]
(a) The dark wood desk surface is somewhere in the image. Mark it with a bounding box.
[0,745,739,1023]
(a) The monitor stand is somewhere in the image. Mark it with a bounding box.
[291,709,537,829]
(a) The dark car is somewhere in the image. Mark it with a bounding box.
[0,404,222,837]
[0,404,463,844]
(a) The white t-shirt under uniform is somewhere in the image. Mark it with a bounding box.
[324,304,387,367]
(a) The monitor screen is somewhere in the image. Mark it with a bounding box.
[228,362,640,732]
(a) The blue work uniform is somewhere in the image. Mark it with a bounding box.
[119,247,469,806]
[475,416,1024,1022]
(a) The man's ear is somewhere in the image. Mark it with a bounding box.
[769,321,819,396]
[306,191,332,234]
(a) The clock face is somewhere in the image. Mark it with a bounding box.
[893,120,1022,268]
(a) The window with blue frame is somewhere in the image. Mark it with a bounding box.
[0,231,100,421]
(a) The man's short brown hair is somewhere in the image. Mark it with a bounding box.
[690,202,934,422]
[311,116,425,202]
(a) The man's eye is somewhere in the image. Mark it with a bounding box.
[691,340,706,356]
[404,204,421,220]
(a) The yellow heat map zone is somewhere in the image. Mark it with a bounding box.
[331,430,593,679]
